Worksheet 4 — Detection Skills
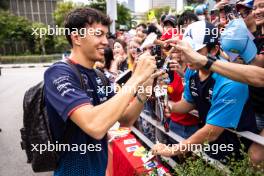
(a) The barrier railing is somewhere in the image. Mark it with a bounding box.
[132,109,264,174]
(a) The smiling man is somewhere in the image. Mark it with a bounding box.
[44,8,158,176]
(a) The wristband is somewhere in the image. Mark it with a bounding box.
[203,55,217,70]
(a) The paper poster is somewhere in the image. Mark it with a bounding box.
[133,146,146,157]
[126,145,139,152]
[124,138,137,145]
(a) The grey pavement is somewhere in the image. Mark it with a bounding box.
[0,68,52,176]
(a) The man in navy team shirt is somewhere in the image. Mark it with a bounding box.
[44,8,160,176]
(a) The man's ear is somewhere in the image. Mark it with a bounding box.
[210,45,220,56]
[71,31,81,46]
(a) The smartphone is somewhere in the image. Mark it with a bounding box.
[223,4,239,21]
[115,70,132,86]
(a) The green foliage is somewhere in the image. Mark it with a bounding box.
[0,54,61,64]
[53,35,70,53]
[31,22,48,54]
[51,0,132,53]
[227,151,264,176]
[186,0,206,5]
[0,10,33,46]
[88,0,132,29]
[116,3,132,29]
[0,10,36,55]
[172,152,264,176]
[0,10,68,55]
[53,1,78,27]
[174,156,225,176]
[89,0,106,13]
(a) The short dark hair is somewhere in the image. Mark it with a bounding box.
[136,23,147,29]
[104,47,114,70]
[64,7,112,46]
[178,10,199,27]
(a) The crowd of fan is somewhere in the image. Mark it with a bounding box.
[93,0,264,169]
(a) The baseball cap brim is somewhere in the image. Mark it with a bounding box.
[222,38,257,63]
[184,36,206,51]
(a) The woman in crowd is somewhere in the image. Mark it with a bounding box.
[111,39,128,74]
[127,39,141,70]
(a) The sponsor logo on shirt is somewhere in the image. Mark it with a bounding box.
[53,75,75,96]
[95,77,103,86]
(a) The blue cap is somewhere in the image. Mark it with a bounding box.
[194,4,207,15]
[236,0,254,9]
[220,19,257,63]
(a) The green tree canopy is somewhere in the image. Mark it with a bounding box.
[53,1,77,27]
[53,1,132,30]
[0,10,33,46]
[88,0,132,29]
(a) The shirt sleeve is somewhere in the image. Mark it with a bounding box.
[183,68,194,103]
[206,80,249,129]
[44,64,92,121]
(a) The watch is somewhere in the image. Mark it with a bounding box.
[203,55,217,70]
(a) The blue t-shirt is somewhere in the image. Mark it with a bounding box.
[183,67,257,161]
[44,62,114,176]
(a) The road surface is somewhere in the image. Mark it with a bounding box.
[0,68,52,176]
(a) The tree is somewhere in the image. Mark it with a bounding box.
[53,1,78,27]
[116,3,132,29]
[89,0,106,13]
[0,10,35,54]
[53,2,80,52]
[186,0,206,5]
[88,0,132,29]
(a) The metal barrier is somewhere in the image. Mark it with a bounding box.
[132,110,264,174]
[188,111,264,146]
[132,112,231,174]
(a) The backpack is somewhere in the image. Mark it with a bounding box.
[20,59,109,172]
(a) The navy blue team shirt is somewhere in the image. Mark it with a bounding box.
[44,61,114,176]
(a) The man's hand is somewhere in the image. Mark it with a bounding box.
[169,60,185,77]
[137,70,164,101]
[152,143,176,157]
[132,52,157,85]
[114,54,124,64]
[214,0,228,10]
[169,41,208,70]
